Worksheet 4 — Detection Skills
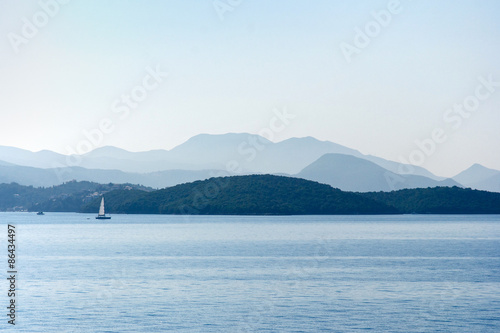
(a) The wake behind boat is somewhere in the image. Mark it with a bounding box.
[96,197,111,220]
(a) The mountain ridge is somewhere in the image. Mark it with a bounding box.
[0,163,222,189]
[0,134,444,178]
[296,153,461,192]
[452,163,500,192]
[2,134,498,192]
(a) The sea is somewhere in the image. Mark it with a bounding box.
[1,213,499,332]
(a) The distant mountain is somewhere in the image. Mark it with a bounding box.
[296,154,461,192]
[0,146,67,169]
[82,146,144,160]
[168,133,272,170]
[260,136,359,174]
[0,134,442,179]
[76,146,197,172]
[0,145,199,173]
[453,164,500,192]
[359,154,445,181]
[0,160,15,166]
[81,175,397,215]
[473,174,500,193]
[0,163,221,188]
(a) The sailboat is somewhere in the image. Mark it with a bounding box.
[95,197,111,220]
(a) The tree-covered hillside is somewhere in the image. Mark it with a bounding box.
[2,177,500,215]
[82,175,396,215]
[361,186,500,214]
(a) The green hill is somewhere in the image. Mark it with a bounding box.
[82,175,396,215]
[2,176,500,215]
[361,186,500,214]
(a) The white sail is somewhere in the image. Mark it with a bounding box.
[99,198,105,216]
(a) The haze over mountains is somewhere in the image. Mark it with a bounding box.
[0,133,498,192]
[452,164,500,193]
[0,134,439,176]
[296,154,461,192]
[0,164,218,189]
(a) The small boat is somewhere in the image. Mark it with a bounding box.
[95,197,111,220]
[37,212,44,215]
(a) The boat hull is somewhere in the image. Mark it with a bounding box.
[96,216,111,220]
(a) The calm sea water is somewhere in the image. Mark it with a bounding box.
[1,213,499,332]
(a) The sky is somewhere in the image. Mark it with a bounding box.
[0,0,499,177]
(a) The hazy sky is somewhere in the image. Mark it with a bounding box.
[1,0,499,177]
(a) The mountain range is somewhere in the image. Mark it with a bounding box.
[452,164,500,192]
[0,134,440,175]
[296,154,461,192]
[0,133,498,192]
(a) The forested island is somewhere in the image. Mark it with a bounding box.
[1,175,500,215]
